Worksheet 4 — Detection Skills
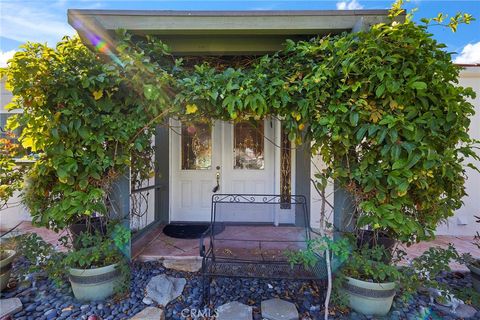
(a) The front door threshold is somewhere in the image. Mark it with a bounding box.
[132,223,202,261]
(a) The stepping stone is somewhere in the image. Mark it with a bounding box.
[217,301,252,320]
[162,258,202,273]
[261,298,299,320]
[0,298,22,318]
[145,274,186,307]
[129,306,165,320]
[435,304,478,319]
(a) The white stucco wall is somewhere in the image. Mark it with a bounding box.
[436,66,480,235]
[310,66,480,236]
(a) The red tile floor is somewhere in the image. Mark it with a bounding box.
[2,221,479,271]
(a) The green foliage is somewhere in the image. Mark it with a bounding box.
[341,246,403,283]
[286,236,350,269]
[1,36,161,230]
[112,9,478,243]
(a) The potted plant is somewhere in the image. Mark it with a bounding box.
[65,222,130,301]
[17,222,130,301]
[0,248,16,291]
[338,246,400,316]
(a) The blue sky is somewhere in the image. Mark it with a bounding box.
[1,0,479,66]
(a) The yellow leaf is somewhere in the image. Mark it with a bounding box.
[291,111,301,121]
[21,136,36,151]
[370,111,382,123]
[186,104,198,115]
[397,190,408,197]
[54,112,61,122]
[93,90,103,100]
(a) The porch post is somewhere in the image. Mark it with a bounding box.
[333,180,356,241]
[295,141,311,227]
[109,168,131,259]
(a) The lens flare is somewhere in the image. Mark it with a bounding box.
[72,17,124,67]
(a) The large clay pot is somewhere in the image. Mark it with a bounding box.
[0,250,16,291]
[343,276,396,316]
[68,263,121,301]
[468,261,480,293]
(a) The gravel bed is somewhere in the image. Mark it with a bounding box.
[1,260,479,319]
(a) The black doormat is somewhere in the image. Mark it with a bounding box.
[162,224,224,239]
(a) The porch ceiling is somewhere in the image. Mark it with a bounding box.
[67,9,400,55]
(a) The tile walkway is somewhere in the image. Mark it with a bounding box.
[2,221,479,271]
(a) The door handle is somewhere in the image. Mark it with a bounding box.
[212,171,220,193]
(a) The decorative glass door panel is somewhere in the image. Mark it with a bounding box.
[234,121,264,170]
[181,121,212,170]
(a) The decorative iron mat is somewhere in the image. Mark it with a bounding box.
[69,268,121,285]
[343,282,396,298]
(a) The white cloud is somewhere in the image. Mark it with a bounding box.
[336,0,364,10]
[454,42,480,64]
[0,2,75,47]
[0,50,16,68]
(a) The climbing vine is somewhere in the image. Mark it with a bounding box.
[1,4,477,242]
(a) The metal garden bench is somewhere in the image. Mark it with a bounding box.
[199,194,327,303]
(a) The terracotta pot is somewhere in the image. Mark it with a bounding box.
[343,276,396,316]
[0,250,16,291]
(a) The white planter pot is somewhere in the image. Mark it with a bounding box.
[69,263,121,301]
[0,250,16,291]
[468,261,480,293]
[343,276,396,316]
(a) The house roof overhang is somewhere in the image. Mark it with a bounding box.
[67,9,403,55]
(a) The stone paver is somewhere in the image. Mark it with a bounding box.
[216,301,252,320]
[435,304,478,319]
[145,274,186,307]
[129,306,165,320]
[162,258,202,273]
[261,298,299,320]
[0,298,22,318]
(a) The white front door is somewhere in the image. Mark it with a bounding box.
[170,118,278,222]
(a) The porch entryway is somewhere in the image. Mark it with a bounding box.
[169,118,290,222]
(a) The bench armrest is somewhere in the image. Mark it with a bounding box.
[199,226,213,257]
